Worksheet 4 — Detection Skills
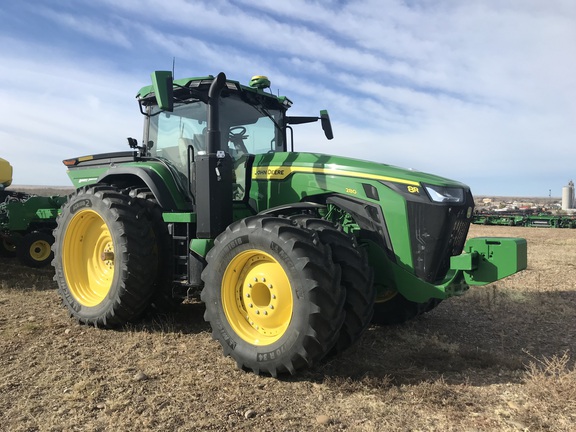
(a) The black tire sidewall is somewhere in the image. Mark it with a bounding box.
[203,224,318,372]
[288,215,375,352]
[54,189,139,324]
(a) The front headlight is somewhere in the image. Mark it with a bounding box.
[424,184,465,203]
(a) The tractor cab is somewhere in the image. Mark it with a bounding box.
[143,85,283,202]
[138,73,332,203]
[145,86,285,167]
[136,73,332,237]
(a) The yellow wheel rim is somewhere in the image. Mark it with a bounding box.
[222,250,293,346]
[29,239,51,262]
[63,209,115,307]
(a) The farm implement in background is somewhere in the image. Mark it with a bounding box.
[51,71,527,377]
[473,212,576,228]
[0,158,67,267]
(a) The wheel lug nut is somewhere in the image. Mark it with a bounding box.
[246,293,251,298]
[264,311,268,315]
[270,305,274,309]
[262,277,266,282]
[256,310,260,315]
[247,283,252,288]
[249,303,253,308]
[268,284,273,289]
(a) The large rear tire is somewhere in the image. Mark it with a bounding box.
[289,215,375,354]
[201,215,345,376]
[52,185,157,327]
[126,188,180,314]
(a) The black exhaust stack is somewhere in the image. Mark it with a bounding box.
[196,72,233,238]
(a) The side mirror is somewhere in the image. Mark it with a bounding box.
[151,71,174,112]
[320,110,333,140]
[285,110,335,141]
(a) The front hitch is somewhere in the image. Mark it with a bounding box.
[378,236,527,303]
[451,237,528,286]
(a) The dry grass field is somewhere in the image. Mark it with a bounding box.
[1,225,575,431]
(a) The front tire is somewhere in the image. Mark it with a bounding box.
[201,215,345,376]
[52,185,157,327]
[289,215,375,354]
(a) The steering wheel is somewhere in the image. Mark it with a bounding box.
[229,126,247,138]
[229,126,248,155]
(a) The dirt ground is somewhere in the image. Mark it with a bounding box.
[1,225,575,432]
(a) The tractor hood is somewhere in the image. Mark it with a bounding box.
[252,152,469,191]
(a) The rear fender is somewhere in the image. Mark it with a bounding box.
[97,167,190,210]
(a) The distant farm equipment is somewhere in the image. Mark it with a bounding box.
[473,211,576,228]
[0,158,67,267]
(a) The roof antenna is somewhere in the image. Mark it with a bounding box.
[172,57,176,78]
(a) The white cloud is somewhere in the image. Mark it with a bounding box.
[1,0,574,195]
[36,6,133,48]
[0,37,142,185]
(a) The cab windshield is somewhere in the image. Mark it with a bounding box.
[148,95,284,171]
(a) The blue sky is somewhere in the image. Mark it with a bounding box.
[1,0,575,196]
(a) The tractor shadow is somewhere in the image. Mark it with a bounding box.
[134,288,576,389]
[136,300,211,334]
[302,289,576,388]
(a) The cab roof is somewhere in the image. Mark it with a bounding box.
[136,75,293,110]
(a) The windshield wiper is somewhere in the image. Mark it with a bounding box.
[251,105,282,132]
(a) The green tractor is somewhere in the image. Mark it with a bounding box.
[52,71,527,376]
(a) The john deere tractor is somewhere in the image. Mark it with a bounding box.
[52,72,526,376]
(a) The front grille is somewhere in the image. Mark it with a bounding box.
[407,191,473,283]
